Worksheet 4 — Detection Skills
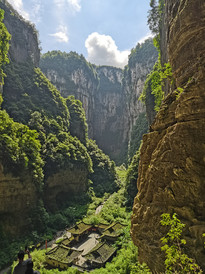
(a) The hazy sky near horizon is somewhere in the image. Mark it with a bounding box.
[7,0,152,68]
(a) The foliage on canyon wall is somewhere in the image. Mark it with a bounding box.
[128,38,158,68]
[125,149,140,208]
[128,112,148,160]
[87,139,118,197]
[0,8,10,84]
[0,110,43,184]
[65,95,88,144]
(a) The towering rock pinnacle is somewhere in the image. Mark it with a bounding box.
[131,0,205,272]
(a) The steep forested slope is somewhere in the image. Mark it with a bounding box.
[0,0,117,247]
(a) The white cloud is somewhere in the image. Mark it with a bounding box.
[85,32,130,69]
[67,0,81,12]
[54,0,81,13]
[7,0,30,20]
[31,0,42,23]
[137,33,154,45]
[49,25,69,43]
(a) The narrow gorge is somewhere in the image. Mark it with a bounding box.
[0,0,205,272]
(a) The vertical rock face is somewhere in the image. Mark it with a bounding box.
[93,66,128,162]
[0,165,38,235]
[0,0,40,66]
[123,41,158,142]
[45,66,97,138]
[44,167,89,212]
[131,0,205,272]
[40,41,157,163]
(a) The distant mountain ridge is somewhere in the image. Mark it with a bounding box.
[40,40,158,163]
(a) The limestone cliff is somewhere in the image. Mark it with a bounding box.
[40,41,158,163]
[0,165,38,235]
[44,167,89,212]
[93,66,128,161]
[0,0,40,65]
[123,39,158,157]
[131,0,205,272]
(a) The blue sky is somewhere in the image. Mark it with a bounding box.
[7,0,152,68]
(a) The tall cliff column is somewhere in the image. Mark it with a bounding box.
[131,0,205,272]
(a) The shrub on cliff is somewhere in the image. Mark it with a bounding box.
[0,110,44,185]
[125,149,140,208]
[128,113,148,160]
[65,95,88,145]
[3,64,70,127]
[87,139,118,197]
[161,213,202,273]
[0,8,10,85]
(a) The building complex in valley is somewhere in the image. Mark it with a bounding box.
[46,221,125,271]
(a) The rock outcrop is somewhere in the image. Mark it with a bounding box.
[131,0,205,272]
[0,0,40,66]
[0,164,38,235]
[44,167,89,212]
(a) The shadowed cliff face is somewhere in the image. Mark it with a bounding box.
[0,165,38,235]
[44,167,89,212]
[131,0,205,272]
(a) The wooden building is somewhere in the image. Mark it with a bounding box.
[46,245,82,269]
[100,222,126,242]
[84,241,116,268]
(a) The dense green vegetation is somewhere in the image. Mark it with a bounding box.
[3,63,70,126]
[87,139,118,197]
[161,213,202,273]
[128,38,158,68]
[0,8,10,85]
[2,62,93,181]
[0,110,43,184]
[128,112,148,160]
[65,96,88,144]
[125,149,140,208]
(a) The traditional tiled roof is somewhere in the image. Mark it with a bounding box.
[46,245,82,264]
[68,221,92,235]
[101,222,126,238]
[61,235,75,247]
[84,242,116,264]
[95,223,110,230]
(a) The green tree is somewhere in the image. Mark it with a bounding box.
[0,8,11,85]
[161,213,202,273]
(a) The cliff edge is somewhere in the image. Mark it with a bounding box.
[131,0,205,272]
